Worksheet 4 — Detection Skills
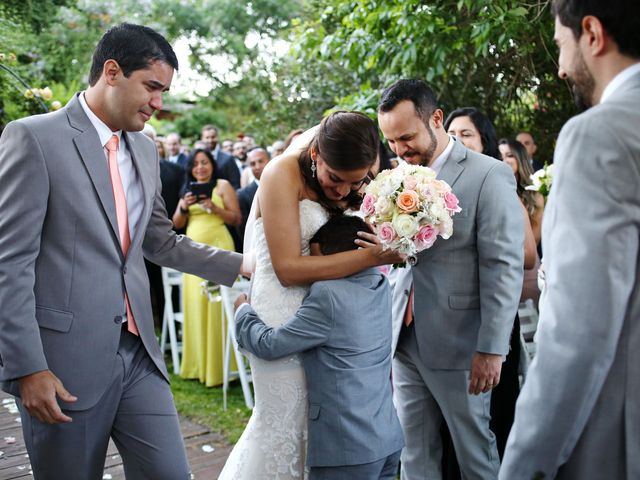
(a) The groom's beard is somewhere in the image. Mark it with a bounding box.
[570,50,596,113]
[419,123,438,167]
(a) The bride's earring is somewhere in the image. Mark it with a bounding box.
[311,159,317,178]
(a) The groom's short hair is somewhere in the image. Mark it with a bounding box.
[89,23,179,86]
[310,215,369,256]
[378,79,439,126]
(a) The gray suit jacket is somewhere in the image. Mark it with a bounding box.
[0,95,242,410]
[399,141,524,369]
[235,268,405,467]
[500,72,640,480]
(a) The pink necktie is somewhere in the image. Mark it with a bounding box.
[105,135,139,336]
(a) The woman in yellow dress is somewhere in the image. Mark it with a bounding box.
[172,148,241,386]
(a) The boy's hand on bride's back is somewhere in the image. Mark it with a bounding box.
[355,230,406,265]
[234,294,249,312]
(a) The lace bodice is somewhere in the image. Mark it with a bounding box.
[218,199,329,480]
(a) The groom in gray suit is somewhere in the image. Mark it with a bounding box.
[500,1,640,478]
[0,24,241,479]
[378,80,524,480]
[234,215,405,480]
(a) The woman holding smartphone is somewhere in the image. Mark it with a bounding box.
[172,148,241,386]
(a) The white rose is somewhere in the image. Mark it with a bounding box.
[439,216,453,239]
[375,196,394,218]
[393,213,419,238]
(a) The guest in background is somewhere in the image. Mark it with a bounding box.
[499,139,545,246]
[222,138,234,154]
[142,126,185,326]
[241,135,257,150]
[237,148,270,248]
[165,132,188,167]
[281,128,304,151]
[271,140,285,157]
[444,107,500,160]
[172,149,241,386]
[499,139,544,305]
[516,131,546,171]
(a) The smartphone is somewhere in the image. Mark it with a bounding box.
[188,181,214,199]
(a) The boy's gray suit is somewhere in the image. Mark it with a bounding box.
[0,95,242,477]
[235,268,404,473]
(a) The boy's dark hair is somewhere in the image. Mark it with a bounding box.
[310,215,369,256]
[88,23,179,86]
[378,79,439,126]
[552,0,640,59]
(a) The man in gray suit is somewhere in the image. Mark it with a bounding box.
[0,24,242,479]
[234,215,405,480]
[378,80,524,480]
[500,2,640,478]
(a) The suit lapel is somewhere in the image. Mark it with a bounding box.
[68,97,121,251]
[123,131,151,257]
[436,140,466,188]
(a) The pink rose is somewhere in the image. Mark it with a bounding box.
[396,190,420,213]
[378,222,396,243]
[414,224,438,250]
[403,175,418,190]
[444,191,461,213]
[361,194,377,216]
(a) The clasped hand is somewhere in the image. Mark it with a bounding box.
[355,230,406,266]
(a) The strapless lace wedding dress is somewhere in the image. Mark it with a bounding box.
[218,199,329,480]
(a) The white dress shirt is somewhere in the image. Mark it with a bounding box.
[600,62,640,104]
[78,92,144,241]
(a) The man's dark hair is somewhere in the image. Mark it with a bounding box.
[88,23,178,86]
[310,215,369,256]
[444,107,500,160]
[378,79,439,125]
[552,0,640,59]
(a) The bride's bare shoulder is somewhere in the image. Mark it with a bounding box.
[261,154,302,185]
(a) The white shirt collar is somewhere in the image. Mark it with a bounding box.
[600,62,640,104]
[429,135,454,175]
[78,92,122,148]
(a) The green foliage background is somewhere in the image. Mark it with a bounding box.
[1,0,575,160]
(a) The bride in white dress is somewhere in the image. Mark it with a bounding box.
[218,112,403,479]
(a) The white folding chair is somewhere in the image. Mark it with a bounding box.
[220,278,254,410]
[160,267,184,374]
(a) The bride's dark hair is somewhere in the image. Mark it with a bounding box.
[299,111,379,213]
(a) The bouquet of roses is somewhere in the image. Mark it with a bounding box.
[361,163,461,264]
[526,163,554,198]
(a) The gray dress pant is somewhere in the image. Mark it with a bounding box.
[18,328,190,480]
[393,323,500,480]
[310,450,402,479]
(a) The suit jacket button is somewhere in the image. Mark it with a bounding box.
[114,315,123,324]
[123,266,127,274]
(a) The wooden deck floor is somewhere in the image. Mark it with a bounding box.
[0,390,232,479]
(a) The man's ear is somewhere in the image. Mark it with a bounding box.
[581,15,607,57]
[103,59,122,86]
[431,108,445,129]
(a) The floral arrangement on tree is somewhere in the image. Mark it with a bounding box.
[526,163,554,198]
[0,51,62,112]
[361,163,461,264]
